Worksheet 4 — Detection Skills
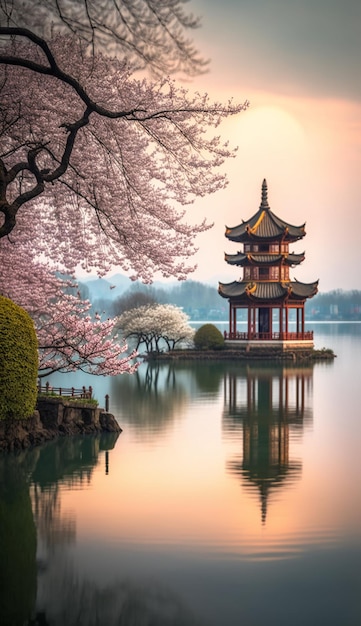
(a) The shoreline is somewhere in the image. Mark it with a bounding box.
[144,347,336,363]
[0,398,121,453]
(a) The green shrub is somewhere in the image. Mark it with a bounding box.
[38,393,99,407]
[0,296,38,420]
[193,324,225,350]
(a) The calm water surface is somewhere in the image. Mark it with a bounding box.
[1,323,361,625]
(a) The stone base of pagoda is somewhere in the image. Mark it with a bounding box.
[225,339,314,352]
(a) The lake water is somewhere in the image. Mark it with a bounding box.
[1,322,361,626]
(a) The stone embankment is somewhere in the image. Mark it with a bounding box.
[0,397,121,452]
[145,347,335,362]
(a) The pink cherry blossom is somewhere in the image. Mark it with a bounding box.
[0,236,138,376]
[0,2,248,376]
[0,32,247,280]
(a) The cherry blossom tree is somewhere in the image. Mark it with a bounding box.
[0,236,138,376]
[36,300,139,378]
[0,0,248,377]
[0,27,247,281]
[0,0,208,77]
[116,304,195,352]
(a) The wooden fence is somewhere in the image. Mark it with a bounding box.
[37,381,93,399]
[37,382,111,411]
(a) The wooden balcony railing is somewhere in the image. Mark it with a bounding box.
[224,331,314,341]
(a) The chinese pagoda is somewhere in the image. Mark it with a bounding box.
[218,179,318,351]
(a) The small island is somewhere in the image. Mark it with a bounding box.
[145,345,335,363]
[146,179,334,363]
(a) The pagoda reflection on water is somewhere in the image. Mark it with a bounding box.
[223,363,313,524]
[219,179,318,352]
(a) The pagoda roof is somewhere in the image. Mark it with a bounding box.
[218,279,318,303]
[225,180,306,243]
[224,252,305,267]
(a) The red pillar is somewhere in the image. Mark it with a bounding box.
[280,306,283,339]
[302,305,305,338]
[270,307,273,339]
[250,307,255,338]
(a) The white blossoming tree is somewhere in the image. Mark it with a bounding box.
[117,304,195,353]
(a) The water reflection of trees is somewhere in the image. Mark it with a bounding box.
[31,433,118,549]
[26,428,201,624]
[31,433,119,489]
[111,364,188,435]
[0,433,119,625]
[223,363,314,524]
[189,362,225,394]
[111,362,224,436]
[0,451,38,625]
[28,577,203,626]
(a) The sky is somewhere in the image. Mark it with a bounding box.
[160,0,361,292]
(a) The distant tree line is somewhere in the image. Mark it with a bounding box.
[306,290,361,320]
[79,277,361,322]
[86,280,227,321]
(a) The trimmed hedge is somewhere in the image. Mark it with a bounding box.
[0,296,38,420]
[193,324,225,350]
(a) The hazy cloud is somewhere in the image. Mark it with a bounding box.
[194,0,361,100]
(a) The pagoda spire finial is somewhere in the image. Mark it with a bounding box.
[260,178,270,210]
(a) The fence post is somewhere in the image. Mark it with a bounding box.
[71,387,75,396]
[45,381,49,393]
[89,386,93,398]
[105,394,109,412]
